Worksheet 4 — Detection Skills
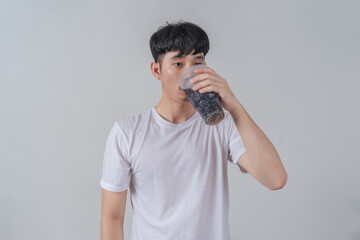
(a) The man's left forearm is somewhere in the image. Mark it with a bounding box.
[228,99,287,188]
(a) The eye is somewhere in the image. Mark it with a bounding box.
[195,63,202,65]
[174,62,183,67]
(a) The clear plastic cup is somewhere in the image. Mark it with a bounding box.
[178,64,224,125]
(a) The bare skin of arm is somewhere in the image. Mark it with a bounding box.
[101,188,127,240]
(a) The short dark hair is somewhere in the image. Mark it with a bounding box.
[149,20,210,69]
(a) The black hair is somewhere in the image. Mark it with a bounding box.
[149,20,210,70]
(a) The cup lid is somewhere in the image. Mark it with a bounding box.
[178,64,208,89]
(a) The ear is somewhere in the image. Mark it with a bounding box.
[150,62,161,80]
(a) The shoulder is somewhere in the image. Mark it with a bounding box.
[223,110,232,123]
[114,108,151,136]
[211,109,236,138]
[214,109,232,128]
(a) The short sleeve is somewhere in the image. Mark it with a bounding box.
[227,112,247,168]
[100,122,131,192]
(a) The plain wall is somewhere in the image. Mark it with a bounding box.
[1,0,359,239]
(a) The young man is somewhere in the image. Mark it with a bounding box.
[100,21,287,240]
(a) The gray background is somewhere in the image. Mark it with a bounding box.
[1,0,359,239]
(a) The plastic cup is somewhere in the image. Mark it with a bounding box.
[178,64,224,125]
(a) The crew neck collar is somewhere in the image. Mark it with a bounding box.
[151,106,200,129]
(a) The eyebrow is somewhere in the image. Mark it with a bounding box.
[171,54,204,60]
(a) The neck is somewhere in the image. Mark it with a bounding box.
[154,97,196,124]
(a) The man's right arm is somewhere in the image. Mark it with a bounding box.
[101,188,127,240]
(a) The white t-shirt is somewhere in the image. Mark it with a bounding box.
[100,106,247,240]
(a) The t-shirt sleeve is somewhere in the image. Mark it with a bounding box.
[227,112,247,167]
[100,122,132,192]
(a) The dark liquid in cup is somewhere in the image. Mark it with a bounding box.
[183,88,224,125]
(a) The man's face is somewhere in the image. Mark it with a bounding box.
[156,49,206,103]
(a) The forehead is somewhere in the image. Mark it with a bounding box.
[166,50,204,60]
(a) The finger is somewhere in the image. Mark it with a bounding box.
[194,67,218,76]
[198,84,218,94]
[190,73,211,84]
[193,79,218,91]
[192,79,211,91]
[194,67,212,73]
